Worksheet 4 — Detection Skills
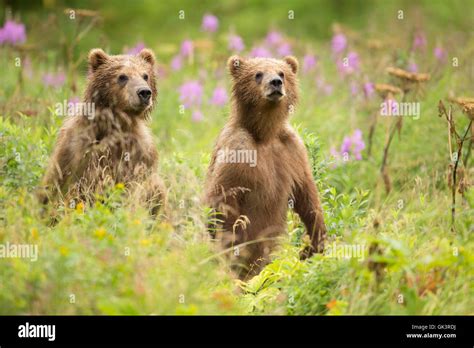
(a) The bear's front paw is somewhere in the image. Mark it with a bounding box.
[299,244,315,260]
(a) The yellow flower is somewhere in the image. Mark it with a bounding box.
[115,183,125,190]
[133,219,141,226]
[76,202,84,213]
[59,246,69,256]
[94,228,107,239]
[30,227,39,239]
[140,239,151,247]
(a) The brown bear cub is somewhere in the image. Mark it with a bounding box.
[205,55,326,278]
[39,48,165,216]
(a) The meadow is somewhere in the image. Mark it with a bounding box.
[0,0,473,315]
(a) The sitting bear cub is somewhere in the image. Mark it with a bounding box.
[39,48,165,216]
[205,55,327,278]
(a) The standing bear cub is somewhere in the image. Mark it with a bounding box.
[205,55,326,278]
[39,48,165,216]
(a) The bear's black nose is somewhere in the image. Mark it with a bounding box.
[137,88,152,103]
[270,78,283,87]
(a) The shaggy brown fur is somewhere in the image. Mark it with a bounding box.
[38,48,165,216]
[205,55,326,278]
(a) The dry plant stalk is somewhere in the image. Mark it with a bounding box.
[438,100,473,230]
[448,97,474,165]
[63,8,102,92]
[386,67,430,83]
[378,67,429,194]
[367,84,402,158]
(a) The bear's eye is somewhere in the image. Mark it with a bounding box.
[279,72,284,79]
[143,73,149,81]
[118,74,128,84]
[255,72,263,82]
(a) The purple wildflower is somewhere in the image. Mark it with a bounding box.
[202,14,218,33]
[434,46,447,62]
[42,72,66,88]
[303,54,317,73]
[408,61,418,72]
[277,42,292,56]
[228,34,245,52]
[125,42,145,55]
[337,51,360,76]
[171,55,182,71]
[210,86,228,106]
[331,129,366,165]
[331,33,347,55]
[178,80,203,108]
[180,40,193,57]
[350,81,359,97]
[0,20,26,45]
[250,46,272,58]
[413,32,427,50]
[192,110,203,122]
[316,77,333,96]
[265,30,282,46]
[363,82,375,99]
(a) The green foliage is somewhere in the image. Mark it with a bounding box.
[0,117,48,189]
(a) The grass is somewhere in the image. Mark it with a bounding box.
[0,0,473,315]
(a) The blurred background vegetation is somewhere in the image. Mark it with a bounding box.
[3,0,473,65]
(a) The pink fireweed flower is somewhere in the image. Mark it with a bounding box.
[265,30,282,46]
[332,129,366,165]
[250,46,272,58]
[316,77,333,96]
[331,33,347,55]
[434,46,447,62]
[178,80,203,108]
[171,55,182,71]
[202,14,218,33]
[125,42,145,55]
[303,54,317,73]
[180,40,193,57]
[413,31,427,50]
[350,81,359,97]
[277,42,292,56]
[408,61,418,73]
[337,51,360,76]
[0,20,26,45]
[210,86,228,106]
[192,110,203,122]
[228,34,245,52]
[363,82,375,99]
[42,72,66,88]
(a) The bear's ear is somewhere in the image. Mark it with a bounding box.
[227,55,246,77]
[88,48,109,72]
[284,56,298,74]
[138,48,156,66]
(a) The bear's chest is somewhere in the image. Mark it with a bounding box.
[77,130,154,183]
[250,139,295,199]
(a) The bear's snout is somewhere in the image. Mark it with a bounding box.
[265,75,284,101]
[137,87,152,104]
[269,77,283,88]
